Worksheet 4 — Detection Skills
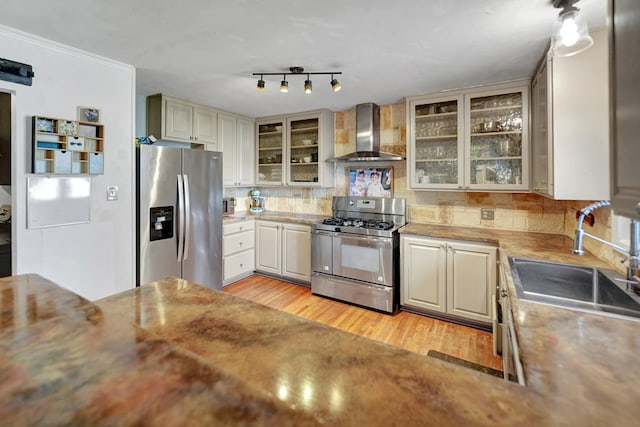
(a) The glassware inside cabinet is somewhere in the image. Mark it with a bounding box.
[414,100,459,185]
[469,92,524,186]
[257,122,284,182]
[289,117,320,184]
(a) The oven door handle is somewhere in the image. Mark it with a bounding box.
[338,234,392,244]
[313,230,337,237]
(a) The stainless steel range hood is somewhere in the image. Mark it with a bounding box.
[330,103,404,162]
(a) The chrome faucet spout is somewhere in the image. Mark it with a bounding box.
[572,201,611,255]
[572,201,640,288]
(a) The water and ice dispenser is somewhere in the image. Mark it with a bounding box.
[149,206,174,241]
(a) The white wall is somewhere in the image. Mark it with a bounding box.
[0,25,136,300]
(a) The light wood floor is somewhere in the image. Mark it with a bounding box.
[224,275,502,370]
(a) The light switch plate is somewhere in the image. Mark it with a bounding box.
[106,185,119,201]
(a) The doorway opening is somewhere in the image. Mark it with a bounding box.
[0,91,12,277]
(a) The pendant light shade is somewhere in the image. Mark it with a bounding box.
[551,1,594,57]
[256,76,265,92]
[280,76,288,93]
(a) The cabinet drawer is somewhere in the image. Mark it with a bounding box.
[223,230,254,256]
[224,249,254,280]
[224,220,255,236]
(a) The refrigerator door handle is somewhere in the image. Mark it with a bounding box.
[177,174,185,262]
[183,174,191,261]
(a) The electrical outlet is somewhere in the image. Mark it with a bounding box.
[481,208,495,220]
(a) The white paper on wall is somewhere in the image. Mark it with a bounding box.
[27,175,91,228]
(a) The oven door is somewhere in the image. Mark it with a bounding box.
[332,233,393,286]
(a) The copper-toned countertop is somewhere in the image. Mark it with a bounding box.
[0,275,319,426]
[223,211,324,226]
[3,223,640,425]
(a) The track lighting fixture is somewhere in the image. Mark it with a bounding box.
[551,0,593,57]
[253,66,342,93]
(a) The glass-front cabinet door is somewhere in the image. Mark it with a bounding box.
[466,88,528,190]
[410,95,464,189]
[407,81,529,191]
[256,119,285,185]
[287,115,320,185]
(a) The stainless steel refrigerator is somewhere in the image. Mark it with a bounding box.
[137,144,223,290]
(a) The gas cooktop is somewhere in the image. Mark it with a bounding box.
[320,217,395,230]
[313,196,407,238]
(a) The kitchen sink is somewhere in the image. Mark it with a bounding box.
[508,257,640,320]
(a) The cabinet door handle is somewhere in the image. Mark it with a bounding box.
[239,242,243,246]
[240,263,244,267]
[239,226,243,231]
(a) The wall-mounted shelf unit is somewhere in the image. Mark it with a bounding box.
[32,116,104,174]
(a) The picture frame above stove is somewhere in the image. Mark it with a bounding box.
[347,167,393,198]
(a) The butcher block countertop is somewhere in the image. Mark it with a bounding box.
[1,225,639,425]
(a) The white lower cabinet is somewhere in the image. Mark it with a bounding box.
[255,220,311,283]
[223,219,255,286]
[401,235,497,325]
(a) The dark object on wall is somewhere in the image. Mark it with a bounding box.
[0,58,35,86]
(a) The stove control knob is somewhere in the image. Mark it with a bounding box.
[335,227,341,232]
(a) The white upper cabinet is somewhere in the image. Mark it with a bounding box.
[147,94,218,148]
[407,80,529,192]
[221,113,255,187]
[531,29,610,200]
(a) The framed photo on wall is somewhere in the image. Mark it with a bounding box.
[77,106,100,123]
[346,167,393,198]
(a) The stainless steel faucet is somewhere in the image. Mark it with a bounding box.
[572,201,640,288]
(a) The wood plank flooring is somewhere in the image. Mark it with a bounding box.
[224,274,502,370]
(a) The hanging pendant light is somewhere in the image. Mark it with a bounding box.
[280,75,288,93]
[551,0,594,57]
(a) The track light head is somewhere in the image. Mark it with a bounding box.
[257,76,265,92]
[304,75,312,94]
[280,76,288,93]
[331,77,341,92]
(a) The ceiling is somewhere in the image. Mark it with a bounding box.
[0,0,606,118]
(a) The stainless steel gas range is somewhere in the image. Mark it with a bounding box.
[311,196,406,313]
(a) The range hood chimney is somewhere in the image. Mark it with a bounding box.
[330,103,404,162]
